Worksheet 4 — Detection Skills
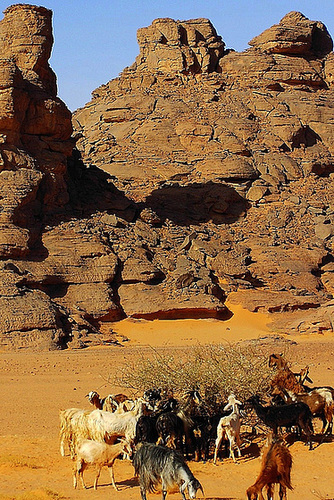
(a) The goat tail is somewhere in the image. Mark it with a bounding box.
[280,471,293,491]
[324,402,334,423]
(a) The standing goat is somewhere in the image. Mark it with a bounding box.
[246,434,293,500]
[269,354,334,434]
[73,438,133,490]
[247,395,313,450]
[213,394,242,465]
[133,443,204,500]
[59,408,91,458]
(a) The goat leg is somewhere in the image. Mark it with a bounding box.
[93,466,101,490]
[140,486,148,500]
[279,483,287,500]
[79,471,87,490]
[230,445,236,462]
[213,434,223,464]
[265,482,274,499]
[72,469,77,489]
[108,465,118,491]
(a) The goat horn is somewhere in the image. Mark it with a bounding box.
[199,485,205,498]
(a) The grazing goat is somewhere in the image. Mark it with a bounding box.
[246,434,292,500]
[143,388,162,410]
[155,391,202,456]
[133,443,204,500]
[73,438,133,490]
[135,415,159,445]
[213,394,242,465]
[156,397,179,413]
[192,415,217,462]
[248,395,313,450]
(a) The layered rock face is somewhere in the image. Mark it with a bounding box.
[0,5,73,349]
[1,8,334,349]
[73,12,334,337]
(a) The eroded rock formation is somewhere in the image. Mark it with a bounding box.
[0,4,73,349]
[1,6,334,349]
[73,12,334,337]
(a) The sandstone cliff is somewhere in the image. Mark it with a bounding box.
[0,5,73,349]
[1,6,334,349]
[73,12,334,338]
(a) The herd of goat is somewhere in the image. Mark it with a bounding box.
[59,353,334,499]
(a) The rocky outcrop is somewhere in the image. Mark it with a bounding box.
[135,18,225,74]
[248,11,333,56]
[1,8,334,349]
[0,5,72,257]
[72,12,334,337]
[0,5,73,349]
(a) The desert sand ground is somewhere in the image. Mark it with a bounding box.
[0,306,334,500]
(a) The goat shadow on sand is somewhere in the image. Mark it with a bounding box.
[117,476,139,488]
[205,497,238,500]
[237,441,261,461]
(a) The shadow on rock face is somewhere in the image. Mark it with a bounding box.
[144,181,249,226]
[66,150,137,222]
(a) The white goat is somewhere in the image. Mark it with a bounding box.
[60,398,146,459]
[213,393,242,464]
[87,398,145,444]
[73,438,133,490]
[59,408,91,458]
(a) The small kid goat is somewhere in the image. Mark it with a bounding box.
[73,438,133,491]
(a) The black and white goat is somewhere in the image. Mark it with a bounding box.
[133,442,204,500]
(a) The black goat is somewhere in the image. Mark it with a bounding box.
[156,412,184,451]
[133,443,204,500]
[248,395,313,450]
[156,397,179,413]
[135,415,159,445]
[192,415,219,462]
[143,388,162,410]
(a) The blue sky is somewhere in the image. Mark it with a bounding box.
[1,1,333,111]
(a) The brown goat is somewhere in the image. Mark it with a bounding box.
[269,354,305,394]
[269,353,289,371]
[86,391,129,412]
[246,434,293,500]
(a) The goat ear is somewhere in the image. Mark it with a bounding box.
[180,480,187,492]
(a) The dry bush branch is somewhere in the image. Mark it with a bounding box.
[116,342,273,409]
